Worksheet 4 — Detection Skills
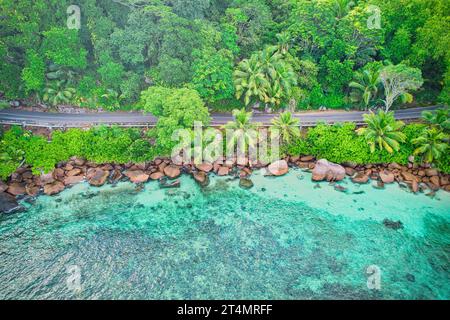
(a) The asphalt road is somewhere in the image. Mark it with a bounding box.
[0,106,439,128]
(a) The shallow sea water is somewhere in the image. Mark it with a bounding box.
[0,168,449,299]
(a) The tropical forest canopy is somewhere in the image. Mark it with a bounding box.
[1,0,449,111]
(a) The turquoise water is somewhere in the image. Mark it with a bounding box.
[0,168,449,300]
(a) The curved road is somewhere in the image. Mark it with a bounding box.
[0,106,439,128]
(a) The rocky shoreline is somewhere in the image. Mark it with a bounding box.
[1,155,449,215]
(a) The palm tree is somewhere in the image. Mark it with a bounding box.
[412,128,448,163]
[234,55,268,107]
[223,109,260,152]
[356,110,406,153]
[421,108,450,133]
[276,32,292,55]
[271,111,300,144]
[234,47,297,109]
[349,68,381,110]
[42,80,76,106]
[332,0,355,19]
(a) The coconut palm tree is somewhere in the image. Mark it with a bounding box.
[412,128,449,163]
[271,111,300,144]
[276,32,292,55]
[356,110,406,153]
[332,0,355,19]
[233,55,268,107]
[223,109,260,152]
[234,47,297,109]
[421,108,450,133]
[42,80,76,106]
[349,68,381,110]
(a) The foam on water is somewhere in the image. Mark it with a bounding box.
[0,169,449,299]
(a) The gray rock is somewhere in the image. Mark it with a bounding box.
[0,192,24,215]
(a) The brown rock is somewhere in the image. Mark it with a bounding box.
[10,172,23,183]
[158,162,168,172]
[352,173,369,184]
[22,171,33,180]
[379,170,395,184]
[100,164,114,171]
[64,175,85,185]
[217,166,230,176]
[128,163,147,171]
[54,168,65,179]
[110,169,123,183]
[417,170,425,177]
[125,170,149,184]
[401,171,419,182]
[440,176,449,186]
[300,155,315,162]
[267,160,289,176]
[150,172,165,180]
[88,169,109,187]
[429,176,440,187]
[290,156,300,163]
[40,172,55,185]
[411,180,419,193]
[65,164,74,171]
[345,167,356,176]
[444,185,450,192]
[195,162,214,173]
[193,171,209,187]
[6,183,26,196]
[73,158,86,166]
[389,163,402,170]
[25,184,39,196]
[425,169,439,177]
[164,165,181,179]
[44,181,65,196]
[312,159,345,182]
[298,162,310,169]
[66,168,82,177]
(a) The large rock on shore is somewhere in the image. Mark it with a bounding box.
[164,165,181,179]
[312,159,346,182]
[66,168,82,177]
[39,172,55,185]
[401,171,419,182]
[0,192,24,214]
[379,170,395,184]
[352,173,369,184]
[6,183,26,196]
[125,170,149,184]
[193,171,209,187]
[217,166,230,176]
[44,181,65,195]
[64,175,85,186]
[195,162,214,173]
[150,172,165,180]
[87,169,109,187]
[267,160,289,176]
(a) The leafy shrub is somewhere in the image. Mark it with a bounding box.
[284,123,435,167]
[0,126,156,179]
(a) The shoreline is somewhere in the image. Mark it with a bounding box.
[1,155,449,215]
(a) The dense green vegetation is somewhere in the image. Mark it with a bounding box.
[1,0,448,112]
